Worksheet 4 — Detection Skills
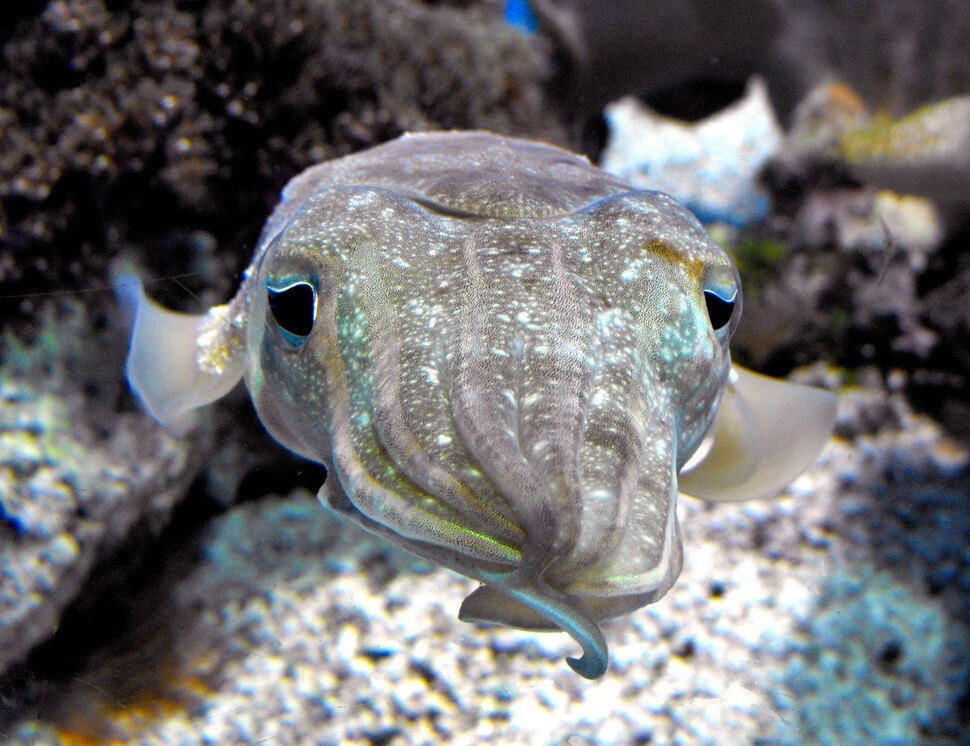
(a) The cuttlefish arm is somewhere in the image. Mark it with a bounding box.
[457,365,836,677]
[113,271,245,434]
[460,571,610,680]
[678,365,837,503]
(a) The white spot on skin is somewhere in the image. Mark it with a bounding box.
[523,393,542,408]
[347,192,379,209]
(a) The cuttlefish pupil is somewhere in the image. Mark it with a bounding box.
[267,280,317,344]
[116,131,835,679]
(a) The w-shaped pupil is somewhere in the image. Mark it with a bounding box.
[704,290,734,331]
[268,282,315,337]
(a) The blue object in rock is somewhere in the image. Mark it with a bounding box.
[504,0,538,34]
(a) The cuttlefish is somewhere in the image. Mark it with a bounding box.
[117,131,835,679]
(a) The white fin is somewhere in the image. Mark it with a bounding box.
[114,273,244,433]
[678,365,836,502]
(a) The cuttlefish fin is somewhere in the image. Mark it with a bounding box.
[678,365,836,503]
[114,271,245,433]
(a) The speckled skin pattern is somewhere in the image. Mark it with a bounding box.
[214,131,741,677]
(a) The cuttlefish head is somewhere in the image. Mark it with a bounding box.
[116,132,835,679]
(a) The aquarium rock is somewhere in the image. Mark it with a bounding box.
[6,373,968,744]
[0,309,203,677]
[599,77,782,227]
[780,83,970,204]
[0,0,569,312]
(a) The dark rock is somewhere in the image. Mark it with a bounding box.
[0,0,570,322]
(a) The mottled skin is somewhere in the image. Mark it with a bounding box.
[213,132,741,678]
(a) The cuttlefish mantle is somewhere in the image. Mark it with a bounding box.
[116,131,836,679]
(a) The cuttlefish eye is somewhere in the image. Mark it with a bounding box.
[267,280,317,346]
[703,288,736,331]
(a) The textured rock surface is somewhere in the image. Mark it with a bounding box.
[755,80,970,439]
[0,301,203,678]
[773,83,970,205]
[600,77,782,227]
[729,187,944,372]
[4,372,969,744]
[0,0,568,315]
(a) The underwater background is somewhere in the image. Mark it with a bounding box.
[1,0,970,743]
